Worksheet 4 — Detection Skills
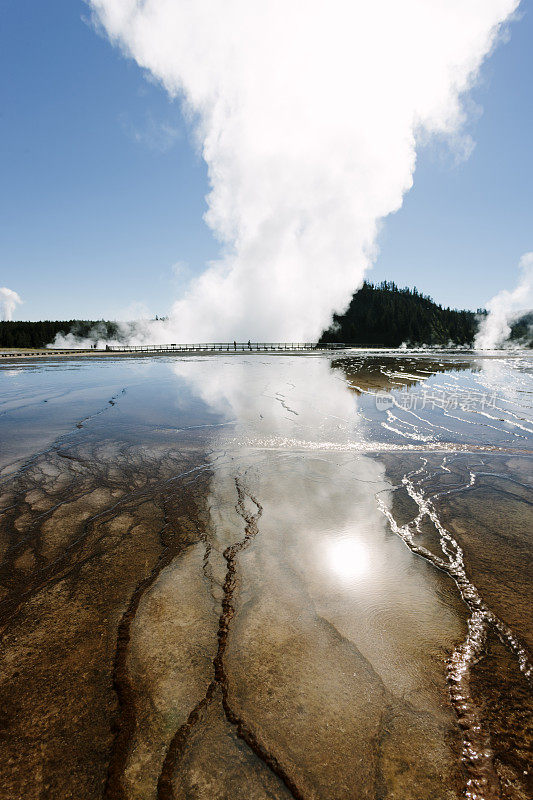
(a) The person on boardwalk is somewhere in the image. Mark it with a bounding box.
[233,340,237,351]
[247,339,251,350]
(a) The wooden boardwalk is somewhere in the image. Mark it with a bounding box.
[0,342,349,359]
[106,342,346,353]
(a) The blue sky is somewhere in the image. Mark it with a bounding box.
[1,0,532,321]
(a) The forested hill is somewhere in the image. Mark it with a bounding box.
[0,320,121,349]
[319,281,481,346]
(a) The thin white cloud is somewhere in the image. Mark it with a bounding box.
[121,111,182,153]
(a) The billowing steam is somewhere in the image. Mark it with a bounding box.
[0,287,22,321]
[88,0,519,342]
[475,252,533,349]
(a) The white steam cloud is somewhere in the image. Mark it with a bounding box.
[0,287,22,321]
[89,0,519,342]
[475,252,533,349]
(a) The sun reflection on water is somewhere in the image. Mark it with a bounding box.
[327,537,371,582]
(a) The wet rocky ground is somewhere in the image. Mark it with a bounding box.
[0,353,531,800]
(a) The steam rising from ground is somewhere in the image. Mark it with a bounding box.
[475,252,533,349]
[0,288,22,321]
[88,0,519,343]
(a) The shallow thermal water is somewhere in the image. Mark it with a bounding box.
[0,351,531,800]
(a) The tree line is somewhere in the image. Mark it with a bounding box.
[0,320,121,349]
[1,288,530,349]
[319,281,482,346]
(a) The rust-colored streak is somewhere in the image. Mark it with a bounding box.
[105,495,205,800]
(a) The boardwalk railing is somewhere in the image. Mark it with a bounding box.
[105,342,346,353]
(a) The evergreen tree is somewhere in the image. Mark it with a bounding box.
[320,281,480,346]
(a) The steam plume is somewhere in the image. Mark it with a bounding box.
[89,0,519,342]
[475,252,533,349]
[0,287,22,321]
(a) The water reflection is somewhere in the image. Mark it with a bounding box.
[0,351,531,800]
[327,535,371,582]
[332,353,476,393]
[333,353,533,449]
[162,356,472,796]
[165,352,532,799]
